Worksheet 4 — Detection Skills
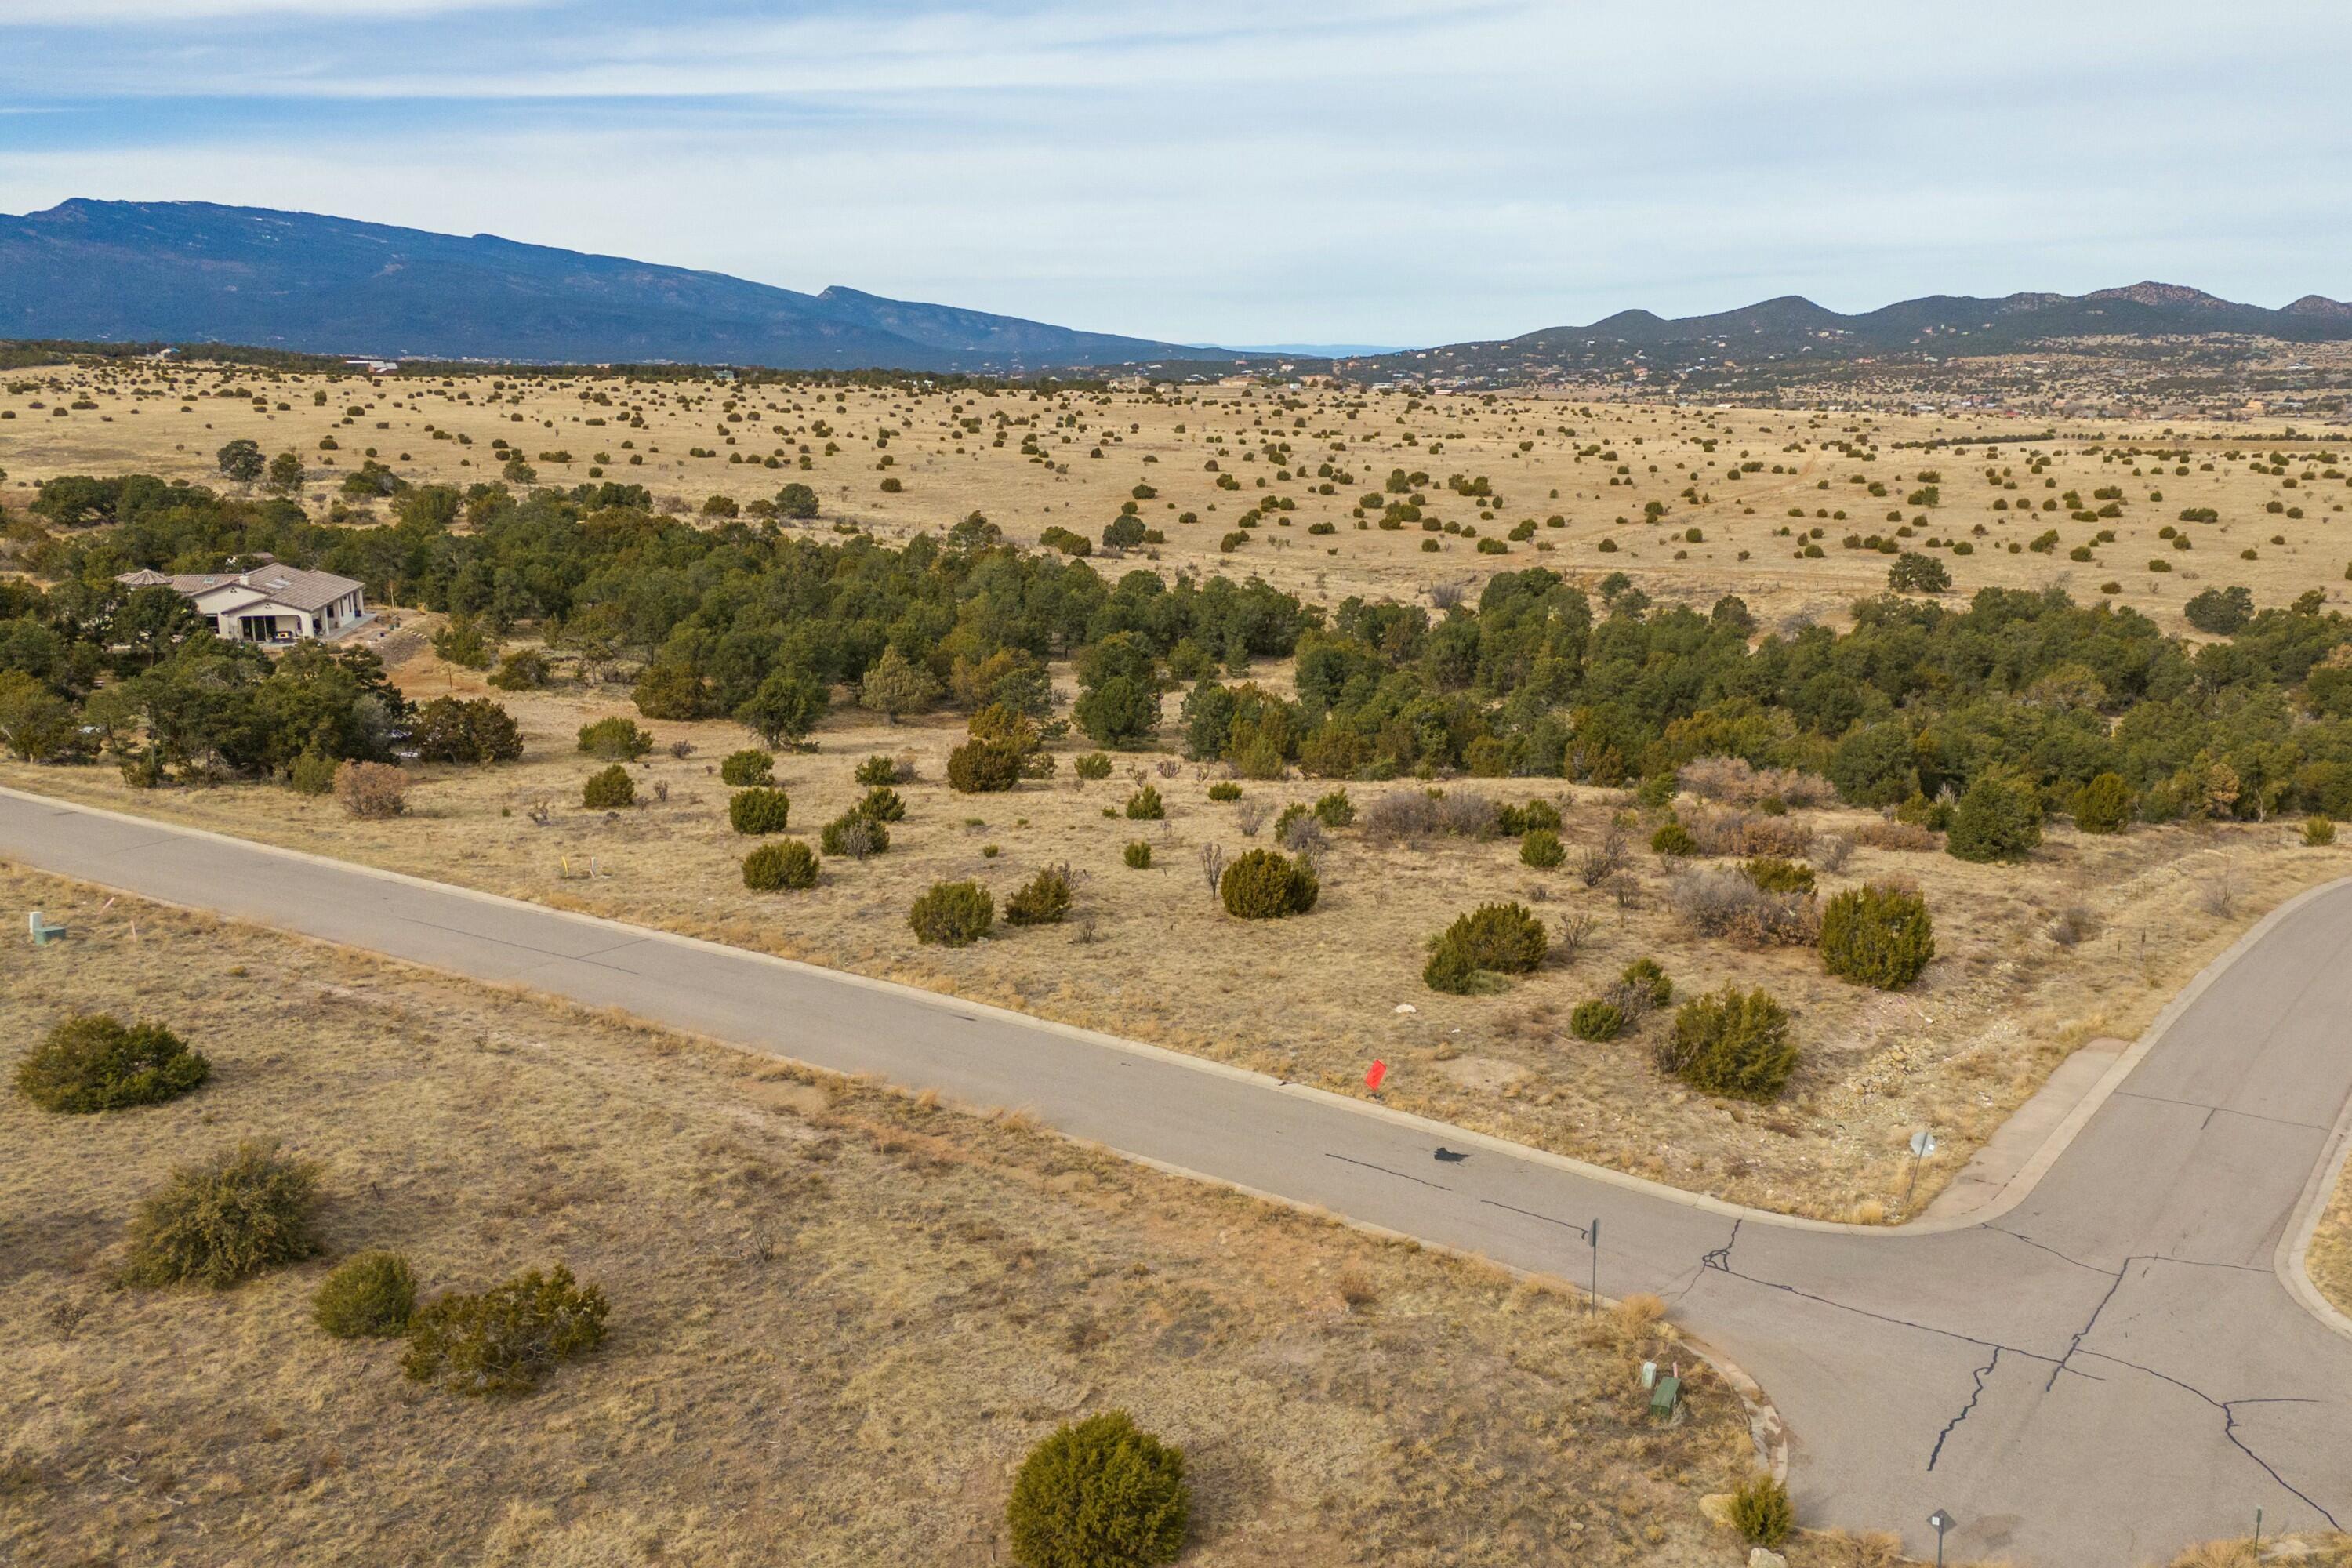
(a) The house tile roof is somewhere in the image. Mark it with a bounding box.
[118,565,364,614]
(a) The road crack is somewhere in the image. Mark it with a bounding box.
[1927,1347,2000,1472]
[2076,1348,2342,1529]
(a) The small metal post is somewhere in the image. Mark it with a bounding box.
[1929,1508,1955,1568]
[1588,1218,1600,1313]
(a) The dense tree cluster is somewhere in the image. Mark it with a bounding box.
[13,472,2352,823]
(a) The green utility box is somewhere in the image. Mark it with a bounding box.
[1648,1374,1682,1419]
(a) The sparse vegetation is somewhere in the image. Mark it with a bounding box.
[1730,1473,1794,1548]
[16,1014,209,1113]
[1218,848,1319,919]
[581,763,634,809]
[401,1264,610,1396]
[1820,884,1936,989]
[909,880,994,946]
[1007,1411,1190,1568]
[313,1250,418,1338]
[1658,988,1797,1101]
[124,1138,321,1288]
[720,748,775,786]
[1005,864,1075,924]
[728,787,792,834]
[742,839,819,891]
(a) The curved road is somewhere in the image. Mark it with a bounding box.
[5,786,2350,1565]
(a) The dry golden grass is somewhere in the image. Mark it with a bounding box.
[2152,1537,2352,1568]
[5,630,2346,1224]
[5,361,2350,630]
[0,862,1755,1566]
[2310,1143,2352,1317]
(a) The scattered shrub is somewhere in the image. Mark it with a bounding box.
[1730,1475,1793,1548]
[858,785,907,822]
[581,764,634,809]
[1650,818,1697,858]
[2073,772,2133,835]
[855,753,900,786]
[314,1250,418,1338]
[1820,884,1936,989]
[822,810,888,857]
[1423,938,1479,994]
[1006,1410,1189,1568]
[431,615,496,669]
[1278,809,1327,853]
[1669,867,1820,946]
[1075,752,1115,780]
[1686,807,1814,858]
[1312,789,1355,827]
[728,787,792,834]
[909,880,994,946]
[1440,902,1548,974]
[1947,774,2042,862]
[1125,784,1164,820]
[1207,781,1242,802]
[401,1264,610,1396]
[1740,857,1816,895]
[125,1138,321,1288]
[1659,988,1798,1100]
[576,716,654,760]
[488,648,550,691]
[1360,789,1444,844]
[1570,1000,1625,1041]
[1123,840,1152,869]
[2308,816,2339,847]
[1520,828,1566,868]
[1436,790,1499,837]
[1680,757,1833,808]
[742,839,819,891]
[1623,957,1672,1007]
[412,695,524,766]
[289,749,339,795]
[948,738,1024,793]
[16,1014,209,1113]
[333,760,408,820]
[1218,848,1319,919]
[720,749,775,786]
[1497,797,1564,837]
[1853,818,1937,851]
[1005,865,1075,924]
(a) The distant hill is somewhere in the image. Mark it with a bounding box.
[1332,283,2352,385]
[0,199,1233,373]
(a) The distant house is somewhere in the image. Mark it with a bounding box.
[116,565,370,644]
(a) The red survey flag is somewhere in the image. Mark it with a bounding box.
[1365,1060,1388,1091]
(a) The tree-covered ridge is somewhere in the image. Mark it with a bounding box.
[7,471,2352,822]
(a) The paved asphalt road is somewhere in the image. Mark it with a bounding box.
[5,786,2350,1566]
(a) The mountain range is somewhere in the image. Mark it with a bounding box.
[2,199,2345,379]
[0,200,1231,372]
[1331,282,2352,383]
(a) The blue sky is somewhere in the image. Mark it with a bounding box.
[3,0,2348,346]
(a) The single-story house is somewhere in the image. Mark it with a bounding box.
[116,565,371,644]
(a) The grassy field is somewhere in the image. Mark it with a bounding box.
[2310,1141,2352,1319]
[4,361,2350,630]
[0,861,1773,1567]
[5,623,2344,1226]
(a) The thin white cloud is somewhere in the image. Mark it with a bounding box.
[1,0,2347,342]
[0,0,541,22]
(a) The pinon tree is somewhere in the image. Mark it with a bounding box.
[215,438,264,485]
[858,647,940,724]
